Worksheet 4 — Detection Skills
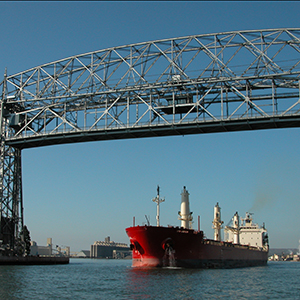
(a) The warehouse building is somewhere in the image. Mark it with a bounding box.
[30,238,70,256]
[90,236,130,258]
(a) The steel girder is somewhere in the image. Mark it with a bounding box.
[0,77,23,254]
[0,143,23,255]
[1,28,300,149]
[1,28,300,253]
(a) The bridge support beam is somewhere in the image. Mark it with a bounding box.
[0,144,24,256]
[0,144,24,255]
[0,73,24,256]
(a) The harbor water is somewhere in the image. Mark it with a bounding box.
[0,259,299,299]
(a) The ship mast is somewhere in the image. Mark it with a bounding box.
[152,185,165,227]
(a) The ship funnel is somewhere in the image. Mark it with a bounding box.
[178,186,193,229]
[212,202,223,241]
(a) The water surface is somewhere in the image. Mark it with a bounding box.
[0,259,298,299]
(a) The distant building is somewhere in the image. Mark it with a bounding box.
[56,245,70,257]
[30,238,52,256]
[268,253,300,261]
[268,248,300,261]
[30,238,70,256]
[90,236,130,258]
[112,249,132,259]
[75,250,90,258]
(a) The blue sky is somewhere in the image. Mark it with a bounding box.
[1,1,300,252]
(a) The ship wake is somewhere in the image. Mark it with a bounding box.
[163,247,177,268]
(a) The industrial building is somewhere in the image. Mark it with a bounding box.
[90,236,130,258]
[75,250,90,258]
[30,238,70,256]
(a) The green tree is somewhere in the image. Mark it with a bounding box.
[22,225,31,256]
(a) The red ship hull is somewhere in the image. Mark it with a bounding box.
[126,225,268,268]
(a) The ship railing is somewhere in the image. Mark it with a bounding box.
[204,239,266,251]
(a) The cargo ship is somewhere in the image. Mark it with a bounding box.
[125,186,269,268]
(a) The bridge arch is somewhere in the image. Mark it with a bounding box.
[1,28,300,254]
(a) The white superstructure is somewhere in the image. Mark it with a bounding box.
[178,186,193,229]
[224,212,268,249]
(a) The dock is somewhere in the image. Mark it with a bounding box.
[0,256,69,265]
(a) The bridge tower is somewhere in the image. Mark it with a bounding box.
[0,71,24,256]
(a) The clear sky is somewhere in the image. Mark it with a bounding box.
[1,1,300,252]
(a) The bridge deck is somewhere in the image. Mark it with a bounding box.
[6,115,300,149]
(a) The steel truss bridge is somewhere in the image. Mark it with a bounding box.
[1,28,300,255]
